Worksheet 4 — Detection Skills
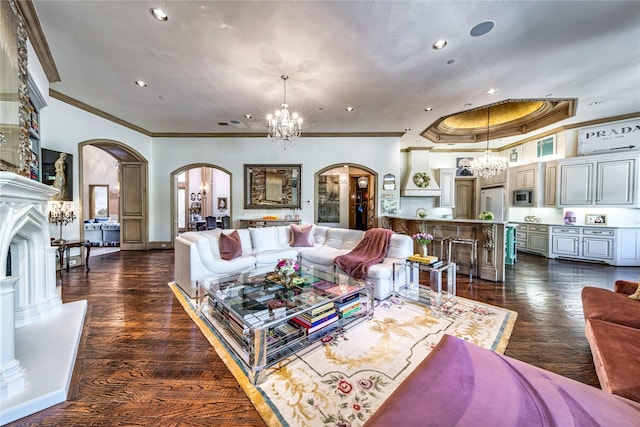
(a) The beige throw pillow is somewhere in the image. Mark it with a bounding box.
[629,283,640,301]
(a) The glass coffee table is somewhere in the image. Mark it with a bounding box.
[196,264,373,384]
[393,257,457,310]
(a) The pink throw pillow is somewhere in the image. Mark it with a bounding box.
[290,224,314,247]
[219,230,242,260]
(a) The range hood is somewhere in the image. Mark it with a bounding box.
[400,150,442,197]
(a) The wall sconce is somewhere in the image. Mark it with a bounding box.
[199,183,207,196]
[358,176,368,188]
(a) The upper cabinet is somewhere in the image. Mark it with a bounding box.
[558,152,640,207]
[544,161,558,207]
[438,168,456,208]
[479,168,507,188]
[509,162,545,207]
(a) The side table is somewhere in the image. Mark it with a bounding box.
[393,259,456,308]
[51,240,91,273]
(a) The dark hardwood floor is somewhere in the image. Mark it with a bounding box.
[7,250,638,426]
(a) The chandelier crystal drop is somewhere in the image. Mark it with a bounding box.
[267,75,302,149]
[469,107,507,179]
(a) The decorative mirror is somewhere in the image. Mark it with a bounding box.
[383,173,396,190]
[89,184,109,218]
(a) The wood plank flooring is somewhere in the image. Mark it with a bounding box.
[6,250,638,426]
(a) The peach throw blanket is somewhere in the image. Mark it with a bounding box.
[335,228,393,280]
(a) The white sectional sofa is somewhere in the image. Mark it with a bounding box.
[174,225,413,300]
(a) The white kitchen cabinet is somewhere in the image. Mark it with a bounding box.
[596,159,635,205]
[558,152,639,207]
[616,229,640,266]
[559,163,593,205]
[514,223,549,257]
[438,168,456,208]
[551,226,615,263]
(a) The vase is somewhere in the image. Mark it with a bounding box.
[421,244,429,257]
[281,273,292,286]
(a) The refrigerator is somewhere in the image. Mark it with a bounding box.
[480,187,506,221]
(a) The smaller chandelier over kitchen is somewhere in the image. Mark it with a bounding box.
[470,107,507,179]
[267,75,302,149]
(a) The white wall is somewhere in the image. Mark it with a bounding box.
[39,99,152,240]
[151,136,401,241]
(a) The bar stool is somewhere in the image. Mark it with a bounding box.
[448,238,478,281]
[431,236,449,260]
[430,225,449,260]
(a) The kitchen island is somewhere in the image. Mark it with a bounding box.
[380,216,506,282]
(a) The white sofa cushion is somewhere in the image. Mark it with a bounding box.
[250,227,279,251]
[325,228,364,250]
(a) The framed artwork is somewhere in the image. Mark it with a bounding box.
[585,214,607,225]
[456,157,474,176]
[218,197,228,210]
[536,136,555,158]
[244,164,301,209]
[42,148,73,201]
[509,146,523,163]
[383,173,396,190]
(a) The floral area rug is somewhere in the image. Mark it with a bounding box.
[168,282,517,427]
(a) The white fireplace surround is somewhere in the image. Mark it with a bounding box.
[0,172,87,425]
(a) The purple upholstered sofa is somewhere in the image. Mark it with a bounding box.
[365,334,640,426]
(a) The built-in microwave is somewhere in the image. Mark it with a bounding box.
[513,189,534,206]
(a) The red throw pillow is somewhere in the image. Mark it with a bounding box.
[290,224,314,247]
[219,230,242,260]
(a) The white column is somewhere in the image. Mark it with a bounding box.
[0,277,26,399]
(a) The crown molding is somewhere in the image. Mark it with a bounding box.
[16,0,61,82]
[50,89,152,136]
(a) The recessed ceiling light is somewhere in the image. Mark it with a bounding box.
[424,107,433,112]
[244,114,252,119]
[487,88,499,95]
[150,8,168,21]
[446,59,455,65]
[346,106,354,112]
[318,107,324,111]
[464,103,473,108]
[432,39,448,50]
[590,101,602,106]
[470,21,495,37]
[158,95,164,100]
[404,128,411,132]
[135,80,147,87]
[230,120,240,125]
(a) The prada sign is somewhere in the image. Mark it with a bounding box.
[578,118,640,156]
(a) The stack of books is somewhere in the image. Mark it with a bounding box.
[290,301,339,334]
[408,254,444,268]
[334,293,361,318]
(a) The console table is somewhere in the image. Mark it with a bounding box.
[239,219,301,228]
[51,240,91,273]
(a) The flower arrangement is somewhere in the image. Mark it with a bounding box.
[412,232,433,245]
[275,258,300,277]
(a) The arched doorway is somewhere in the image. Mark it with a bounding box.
[315,164,377,230]
[79,140,149,250]
[170,164,232,240]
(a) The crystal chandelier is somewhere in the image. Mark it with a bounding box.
[267,75,302,149]
[470,107,507,179]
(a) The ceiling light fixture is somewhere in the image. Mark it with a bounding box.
[266,75,302,149]
[150,8,168,21]
[432,39,448,50]
[135,80,147,87]
[424,107,433,111]
[469,107,507,179]
[487,88,498,95]
[358,176,368,188]
[346,106,354,112]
